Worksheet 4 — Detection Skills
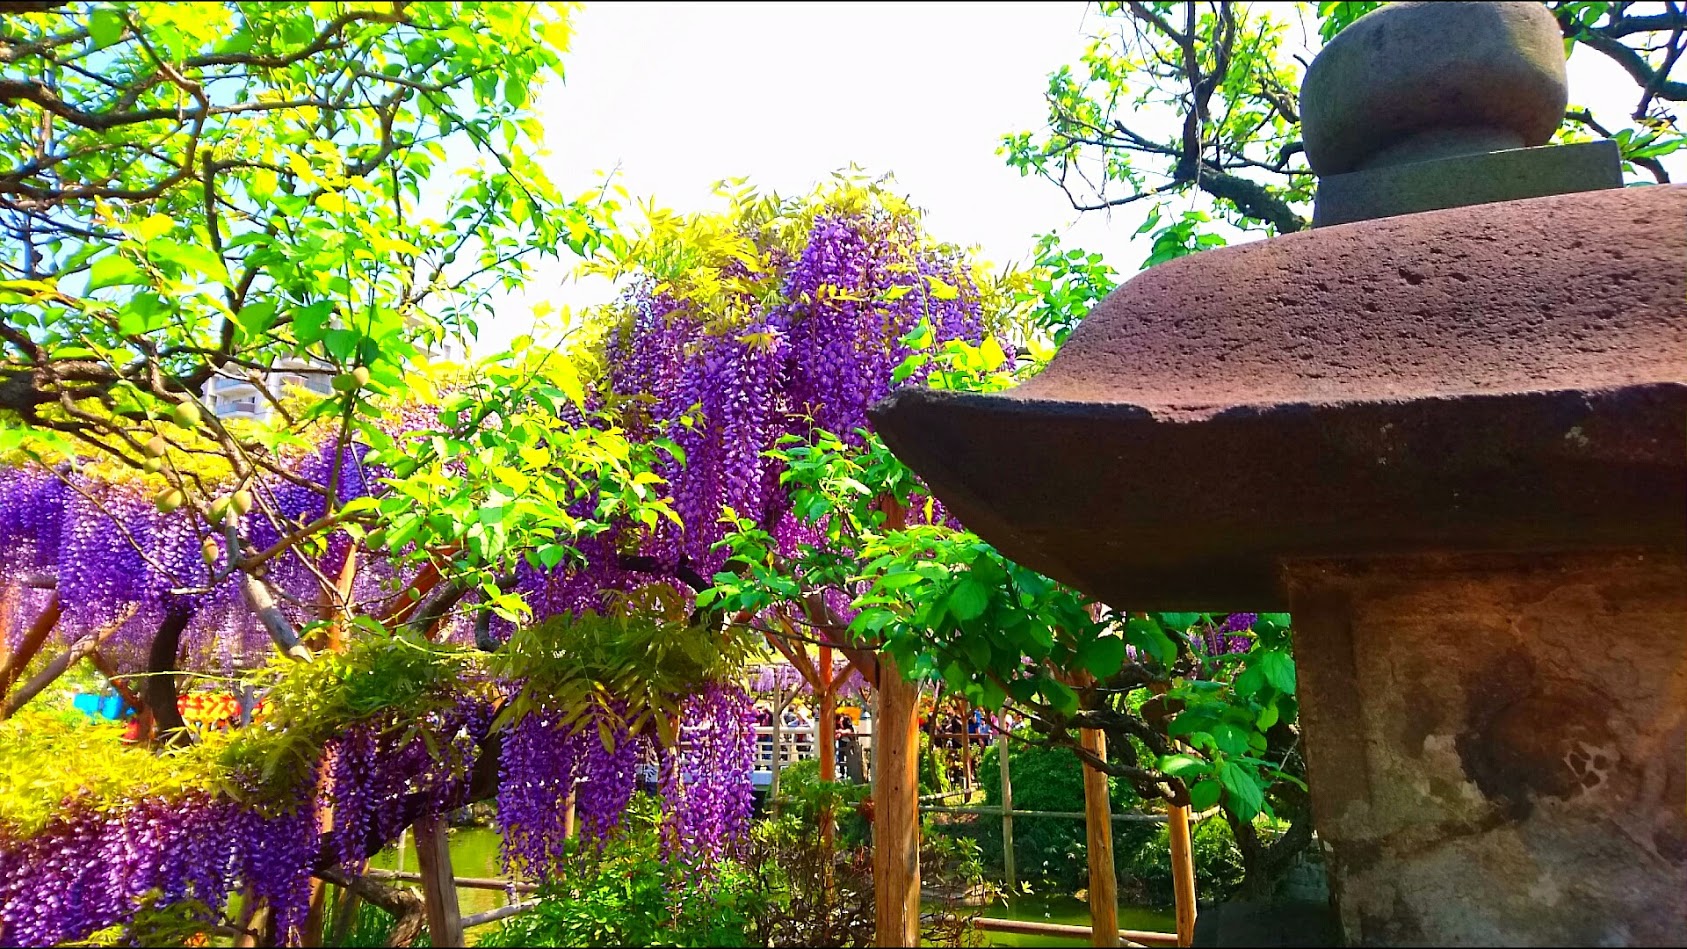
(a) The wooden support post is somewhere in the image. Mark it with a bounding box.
[232,885,267,949]
[818,644,837,849]
[998,727,1016,897]
[769,684,788,812]
[960,703,974,791]
[873,649,921,948]
[1168,802,1197,948]
[302,756,337,946]
[413,815,464,948]
[562,787,577,842]
[1079,727,1119,947]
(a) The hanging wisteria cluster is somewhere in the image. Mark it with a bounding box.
[497,682,757,878]
[0,690,498,946]
[0,781,318,946]
[496,698,636,876]
[1194,612,1257,656]
[0,439,401,675]
[592,200,988,588]
[657,681,759,866]
[322,693,496,871]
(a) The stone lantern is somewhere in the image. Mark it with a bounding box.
[870,2,1685,944]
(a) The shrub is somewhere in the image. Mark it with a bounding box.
[482,794,762,948]
[1120,817,1246,906]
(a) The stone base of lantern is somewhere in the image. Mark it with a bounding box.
[1287,550,1687,946]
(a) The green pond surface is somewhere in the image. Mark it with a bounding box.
[371,826,1176,947]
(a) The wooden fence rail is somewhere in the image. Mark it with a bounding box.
[923,804,1168,822]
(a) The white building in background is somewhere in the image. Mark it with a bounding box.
[204,358,333,421]
[204,341,462,421]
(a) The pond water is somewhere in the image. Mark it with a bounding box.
[960,893,1176,947]
[370,825,1177,947]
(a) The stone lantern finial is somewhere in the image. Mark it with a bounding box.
[1302,1,1621,226]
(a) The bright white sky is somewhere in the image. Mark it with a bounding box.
[473,0,1671,353]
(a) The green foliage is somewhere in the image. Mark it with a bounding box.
[1002,0,1686,268]
[490,606,758,748]
[480,796,757,948]
[773,758,870,848]
[1121,817,1246,906]
[1010,233,1119,348]
[317,898,404,949]
[366,357,687,609]
[965,740,1242,904]
[919,730,953,797]
[968,740,1143,894]
[0,0,600,459]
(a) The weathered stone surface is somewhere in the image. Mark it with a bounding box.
[868,185,1687,609]
[1313,140,1622,227]
[1300,1,1568,175]
[1287,551,1687,945]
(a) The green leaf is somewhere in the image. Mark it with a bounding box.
[89,8,125,46]
[1210,722,1251,756]
[1187,778,1222,811]
[293,301,334,345]
[1217,761,1265,818]
[1124,616,1176,667]
[1042,679,1078,717]
[1075,636,1126,679]
[88,255,148,290]
[947,577,990,622]
[145,240,228,281]
[1255,649,1296,695]
[1158,753,1210,779]
[237,299,279,336]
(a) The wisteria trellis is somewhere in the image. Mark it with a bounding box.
[0,190,995,945]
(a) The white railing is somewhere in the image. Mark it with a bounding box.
[750,725,873,786]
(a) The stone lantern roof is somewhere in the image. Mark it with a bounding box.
[869,2,1685,611]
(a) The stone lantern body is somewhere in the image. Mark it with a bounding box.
[870,3,1686,944]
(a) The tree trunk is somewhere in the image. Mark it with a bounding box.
[143,611,193,746]
[0,591,60,702]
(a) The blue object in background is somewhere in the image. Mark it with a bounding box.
[71,690,132,721]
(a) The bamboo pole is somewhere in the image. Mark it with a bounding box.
[872,649,921,948]
[963,915,1179,947]
[461,900,540,929]
[413,815,464,948]
[998,727,1016,897]
[363,870,538,893]
[1168,803,1197,948]
[1080,727,1119,947]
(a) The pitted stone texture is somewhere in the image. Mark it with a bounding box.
[1288,552,1687,946]
[1008,185,1687,418]
[1301,1,1568,175]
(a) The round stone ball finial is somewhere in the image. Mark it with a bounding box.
[1300,1,1569,176]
